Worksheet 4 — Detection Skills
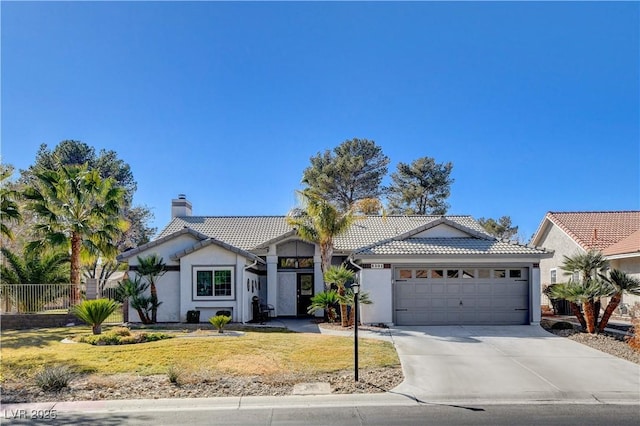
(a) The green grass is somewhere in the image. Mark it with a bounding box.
[0,326,399,381]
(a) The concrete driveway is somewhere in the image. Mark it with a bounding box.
[388,325,640,404]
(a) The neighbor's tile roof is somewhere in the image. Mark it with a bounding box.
[540,211,640,251]
[602,229,640,256]
[356,238,548,256]
[157,215,493,251]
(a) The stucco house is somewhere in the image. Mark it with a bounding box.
[531,211,640,309]
[117,195,549,326]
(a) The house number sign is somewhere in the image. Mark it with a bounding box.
[370,263,384,269]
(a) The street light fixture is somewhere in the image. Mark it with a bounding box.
[351,279,360,382]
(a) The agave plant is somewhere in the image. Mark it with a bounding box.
[71,298,121,335]
[307,290,339,323]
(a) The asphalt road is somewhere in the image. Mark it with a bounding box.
[3,403,639,425]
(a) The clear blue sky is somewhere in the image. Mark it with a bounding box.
[2,1,638,241]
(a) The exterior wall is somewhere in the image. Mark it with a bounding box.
[414,224,470,238]
[360,268,393,325]
[536,223,584,306]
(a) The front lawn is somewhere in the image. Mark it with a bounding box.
[0,326,400,381]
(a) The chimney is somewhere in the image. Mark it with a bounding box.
[171,194,192,218]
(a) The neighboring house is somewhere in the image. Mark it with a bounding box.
[117,195,549,326]
[531,211,640,309]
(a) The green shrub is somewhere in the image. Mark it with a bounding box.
[78,329,173,345]
[71,298,121,335]
[209,315,231,333]
[167,365,183,385]
[111,326,132,337]
[34,365,73,392]
[551,321,575,330]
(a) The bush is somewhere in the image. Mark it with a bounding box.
[209,315,231,333]
[71,298,121,335]
[551,321,575,330]
[167,365,183,385]
[78,328,172,345]
[34,365,73,392]
[626,318,640,351]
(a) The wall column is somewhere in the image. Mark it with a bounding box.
[531,263,542,324]
[267,252,278,316]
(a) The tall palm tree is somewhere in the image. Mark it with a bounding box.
[23,164,127,302]
[0,166,22,240]
[324,264,355,327]
[135,254,166,323]
[286,189,355,278]
[598,269,640,332]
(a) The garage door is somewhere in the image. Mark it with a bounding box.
[393,267,529,325]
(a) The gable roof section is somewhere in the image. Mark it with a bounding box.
[117,227,209,261]
[532,211,640,251]
[355,237,549,256]
[602,229,640,257]
[171,237,265,263]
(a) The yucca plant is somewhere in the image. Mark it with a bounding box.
[71,298,121,335]
[307,290,339,323]
[209,314,231,333]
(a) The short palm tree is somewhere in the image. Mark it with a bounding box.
[598,269,640,332]
[115,276,154,324]
[135,254,166,323]
[0,166,22,240]
[337,289,373,326]
[209,314,231,333]
[307,290,339,323]
[71,298,121,335]
[23,164,127,303]
[286,189,355,278]
[324,265,355,327]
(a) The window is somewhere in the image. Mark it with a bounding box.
[478,269,491,279]
[509,269,522,278]
[447,269,460,279]
[398,269,412,279]
[193,267,234,299]
[278,257,314,269]
[463,269,475,279]
[415,269,429,279]
[550,269,557,284]
[431,269,444,279]
[494,269,506,278]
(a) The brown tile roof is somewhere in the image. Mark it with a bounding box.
[542,211,640,251]
[602,229,640,256]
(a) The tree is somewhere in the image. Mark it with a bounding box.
[302,138,389,211]
[324,265,356,327]
[115,276,153,324]
[307,290,339,323]
[135,254,166,323]
[478,216,519,240]
[354,198,384,215]
[337,289,373,326]
[286,190,355,279]
[548,250,610,334]
[598,269,640,332]
[1,165,22,240]
[385,156,454,215]
[23,164,128,302]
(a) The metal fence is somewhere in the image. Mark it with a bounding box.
[0,282,124,324]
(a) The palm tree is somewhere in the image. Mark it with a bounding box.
[598,269,640,332]
[324,265,355,327]
[135,254,166,323]
[23,164,127,303]
[286,189,355,278]
[115,276,153,324]
[337,289,373,326]
[307,290,339,323]
[0,166,22,240]
[0,247,70,312]
[71,298,120,334]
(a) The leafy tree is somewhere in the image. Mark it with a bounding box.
[354,198,384,215]
[1,165,22,240]
[478,216,519,240]
[385,156,454,215]
[307,290,339,323]
[135,254,166,323]
[71,298,120,335]
[286,190,355,279]
[23,164,128,302]
[324,265,355,327]
[597,269,640,332]
[302,138,389,211]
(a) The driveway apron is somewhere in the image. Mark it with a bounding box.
[389,325,640,404]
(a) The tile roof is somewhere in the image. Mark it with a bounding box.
[536,211,640,251]
[355,238,548,256]
[157,215,494,251]
[602,229,640,256]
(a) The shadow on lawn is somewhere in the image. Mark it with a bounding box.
[0,327,89,349]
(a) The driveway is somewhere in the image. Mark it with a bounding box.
[388,325,640,404]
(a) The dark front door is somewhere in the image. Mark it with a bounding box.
[297,274,314,317]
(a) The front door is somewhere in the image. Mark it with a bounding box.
[297,274,314,317]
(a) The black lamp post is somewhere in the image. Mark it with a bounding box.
[352,279,360,382]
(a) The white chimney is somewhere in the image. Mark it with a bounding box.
[171,194,192,218]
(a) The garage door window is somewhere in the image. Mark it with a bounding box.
[478,269,491,279]
[463,269,475,278]
[447,270,460,279]
[494,269,506,278]
[431,269,444,279]
[416,269,429,279]
[510,270,522,278]
[398,269,412,279]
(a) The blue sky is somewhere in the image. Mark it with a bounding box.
[2,1,638,241]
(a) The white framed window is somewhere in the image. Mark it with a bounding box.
[193,266,235,300]
[550,269,557,284]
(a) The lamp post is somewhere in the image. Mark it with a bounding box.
[352,280,360,382]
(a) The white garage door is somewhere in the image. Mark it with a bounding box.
[393,267,529,325]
